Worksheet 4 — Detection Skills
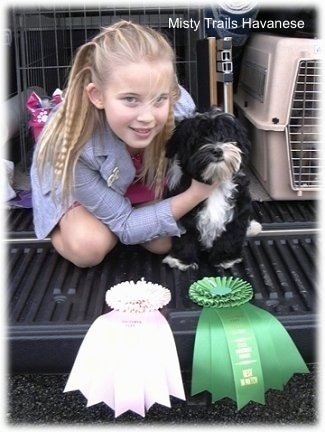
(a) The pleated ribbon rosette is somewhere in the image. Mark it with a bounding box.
[189,276,309,409]
[64,279,185,417]
[26,89,63,142]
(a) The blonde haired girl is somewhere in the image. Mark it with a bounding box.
[31,20,220,267]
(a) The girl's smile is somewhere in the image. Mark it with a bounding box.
[130,127,153,138]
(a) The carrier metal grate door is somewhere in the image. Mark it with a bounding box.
[287,60,322,191]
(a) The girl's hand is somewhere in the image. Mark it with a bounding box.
[169,178,220,221]
[188,178,220,201]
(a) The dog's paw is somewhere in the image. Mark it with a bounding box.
[216,257,243,269]
[246,219,262,237]
[162,255,198,271]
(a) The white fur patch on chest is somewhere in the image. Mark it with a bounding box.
[196,181,237,248]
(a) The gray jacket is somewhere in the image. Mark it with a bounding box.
[31,86,195,242]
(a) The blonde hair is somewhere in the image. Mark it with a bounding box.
[36,20,180,204]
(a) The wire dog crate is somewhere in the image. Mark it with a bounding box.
[235,33,322,200]
[9,5,204,169]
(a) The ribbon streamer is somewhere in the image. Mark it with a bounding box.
[64,279,185,417]
[189,277,309,409]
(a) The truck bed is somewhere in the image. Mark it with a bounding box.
[7,201,318,374]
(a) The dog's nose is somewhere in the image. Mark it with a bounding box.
[213,148,223,159]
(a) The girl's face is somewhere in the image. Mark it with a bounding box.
[88,60,174,153]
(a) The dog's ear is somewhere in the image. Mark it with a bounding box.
[166,126,179,159]
[165,122,183,159]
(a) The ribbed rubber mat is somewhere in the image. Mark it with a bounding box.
[6,208,34,237]
[251,200,317,229]
[6,201,317,237]
[8,233,317,372]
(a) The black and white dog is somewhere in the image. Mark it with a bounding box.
[163,107,260,271]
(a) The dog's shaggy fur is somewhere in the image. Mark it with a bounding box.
[163,107,257,271]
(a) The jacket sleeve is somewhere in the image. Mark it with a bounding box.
[73,153,184,245]
[174,85,196,121]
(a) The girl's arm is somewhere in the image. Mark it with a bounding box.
[73,157,217,245]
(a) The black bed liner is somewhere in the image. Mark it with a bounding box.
[7,200,318,237]
[7,201,318,374]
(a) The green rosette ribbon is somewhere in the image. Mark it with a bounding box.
[189,276,309,410]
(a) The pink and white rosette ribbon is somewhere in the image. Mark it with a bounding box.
[26,88,63,142]
[64,279,185,417]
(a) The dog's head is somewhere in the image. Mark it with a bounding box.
[166,107,250,186]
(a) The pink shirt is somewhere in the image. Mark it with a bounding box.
[124,153,156,205]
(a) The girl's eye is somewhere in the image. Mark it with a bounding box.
[124,97,137,104]
[154,95,168,106]
[122,94,168,107]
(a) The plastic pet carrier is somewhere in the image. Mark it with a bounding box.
[235,33,321,200]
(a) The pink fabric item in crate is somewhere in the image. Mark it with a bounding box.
[26,89,63,142]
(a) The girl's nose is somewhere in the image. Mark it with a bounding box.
[136,104,155,123]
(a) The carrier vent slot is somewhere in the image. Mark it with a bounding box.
[238,61,266,102]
